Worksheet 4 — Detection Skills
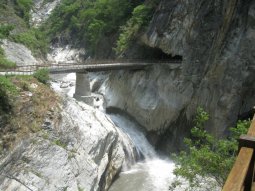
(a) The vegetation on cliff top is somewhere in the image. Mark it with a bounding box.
[0,0,49,57]
[1,0,158,58]
[115,4,153,55]
[11,28,49,56]
[44,0,138,54]
[15,0,33,24]
[44,0,158,56]
[170,107,251,190]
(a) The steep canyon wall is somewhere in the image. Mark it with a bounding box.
[99,0,255,152]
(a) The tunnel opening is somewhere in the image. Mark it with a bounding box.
[142,46,182,60]
[124,44,183,61]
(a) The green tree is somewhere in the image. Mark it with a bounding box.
[0,24,14,39]
[170,107,251,191]
[15,0,33,23]
[44,0,144,55]
[115,4,152,55]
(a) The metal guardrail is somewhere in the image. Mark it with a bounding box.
[222,115,255,191]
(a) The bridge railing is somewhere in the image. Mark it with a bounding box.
[0,64,47,73]
[0,59,182,74]
[222,115,255,191]
[0,64,80,73]
[57,58,182,65]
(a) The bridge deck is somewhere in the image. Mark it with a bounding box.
[0,60,182,75]
[49,62,153,73]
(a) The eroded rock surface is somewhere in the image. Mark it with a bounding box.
[141,0,255,136]
[47,45,86,64]
[30,0,61,27]
[1,39,40,66]
[0,98,136,191]
[95,0,255,152]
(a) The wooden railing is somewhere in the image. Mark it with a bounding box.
[222,115,255,191]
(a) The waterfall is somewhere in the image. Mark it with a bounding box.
[34,4,178,190]
[109,114,156,159]
[50,72,180,191]
[108,113,176,191]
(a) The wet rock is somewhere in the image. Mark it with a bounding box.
[60,81,71,88]
[69,82,75,87]
[100,65,188,133]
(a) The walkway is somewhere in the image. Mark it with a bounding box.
[0,59,182,75]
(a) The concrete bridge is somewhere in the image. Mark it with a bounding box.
[0,59,182,104]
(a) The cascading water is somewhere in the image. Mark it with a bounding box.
[109,114,156,159]
[108,113,177,191]
[34,5,180,190]
[50,72,181,191]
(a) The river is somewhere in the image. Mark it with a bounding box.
[108,114,176,191]
[50,72,182,191]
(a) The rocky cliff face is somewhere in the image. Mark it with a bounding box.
[0,98,137,191]
[30,0,61,27]
[1,39,41,66]
[96,0,255,152]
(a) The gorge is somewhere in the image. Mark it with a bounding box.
[0,0,255,190]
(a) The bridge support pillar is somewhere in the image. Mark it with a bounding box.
[74,72,93,105]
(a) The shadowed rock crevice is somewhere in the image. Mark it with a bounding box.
[123,44,183,61]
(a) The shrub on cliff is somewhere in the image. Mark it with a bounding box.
[15,0,33,23]
[33,68,49,84]
[170,107,251,190]
[11,28,48,56]
[115,4,152,55]
[0,24,14,39]
[0,47,16,69]
[0,76,17,113]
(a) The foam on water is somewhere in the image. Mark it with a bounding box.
[108,113,178,191]
[50,73,186,191]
